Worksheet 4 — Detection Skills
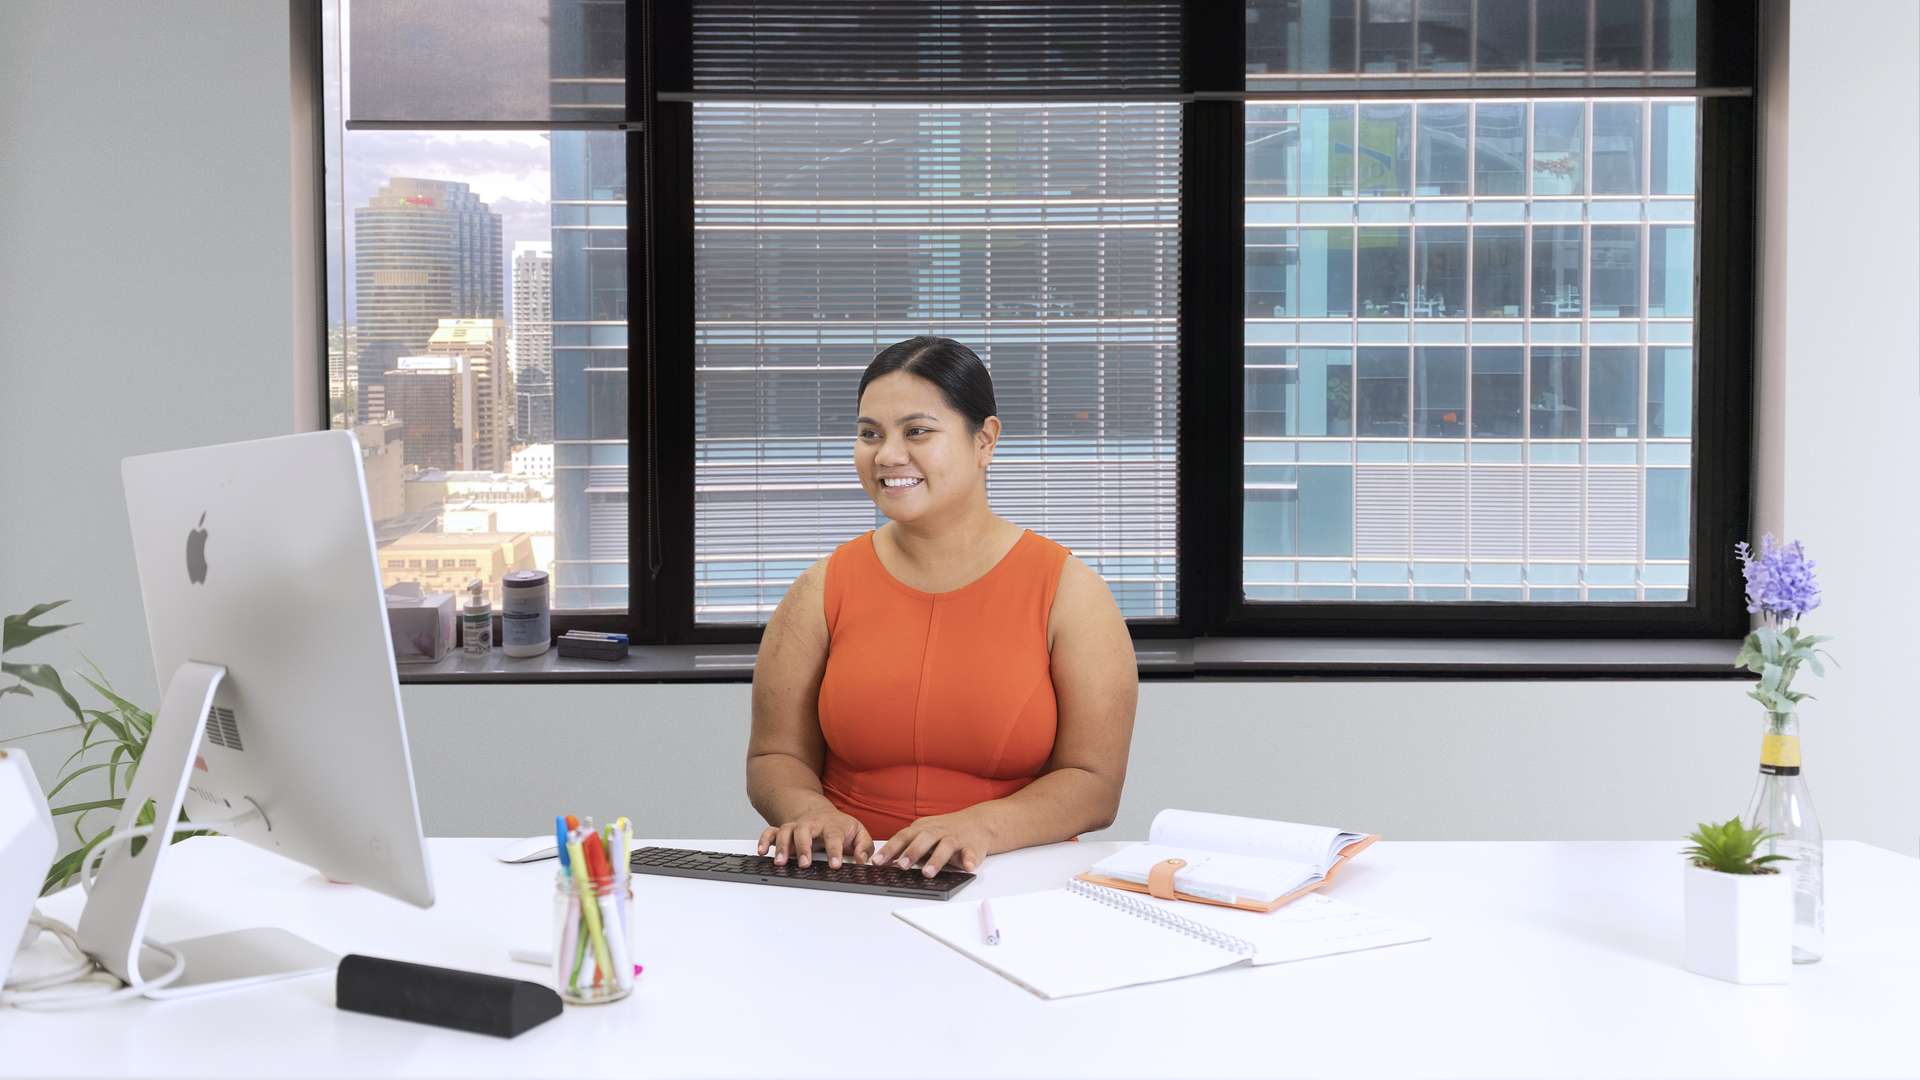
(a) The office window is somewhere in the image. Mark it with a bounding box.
[324,1,625,611]
[692,103,1181,622]
[1414,348,1467,438]
[312,0,1747,651]
[1244,98,1702,603]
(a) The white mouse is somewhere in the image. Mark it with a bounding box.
[494,835,560,863]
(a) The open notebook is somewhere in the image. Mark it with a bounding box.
[1080,809,1378,911]
[894,881,1428,1000]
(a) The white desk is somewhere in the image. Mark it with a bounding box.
[12,838,1920,1079]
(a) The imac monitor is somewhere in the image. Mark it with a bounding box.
[77,430,433,996]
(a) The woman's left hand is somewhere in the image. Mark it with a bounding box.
[871,809,996,876]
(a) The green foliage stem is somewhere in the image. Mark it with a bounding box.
[1733,624,1835,731]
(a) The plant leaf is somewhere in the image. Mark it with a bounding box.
[3,601,76,653]
[108,743,132,799]
[0,661,83,722]
[77,669,145,720]
[44,760,122,802]
[50,797,123,818]
[0,683,32,700]
[42,825,115,896]
[88,710,132,748]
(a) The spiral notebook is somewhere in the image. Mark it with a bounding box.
[894,881,1428,1000]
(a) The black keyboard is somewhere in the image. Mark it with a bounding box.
[629,846,974,900]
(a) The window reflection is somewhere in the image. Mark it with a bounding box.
[1471,347,1524,437]
[1414,347,1467,437]
[1416,103,1469,196]
[1472,227,1525,317]
[1357,227,1410,317]
[1535,0,1588,71]
[1648,347,1692,437]
[1357,104,1412,196]
[1590,225,1641,318]
[1532,226,1583,317]
[1652,102,1697,196]
[1357,347,1410,436]
[1589,347,1640,438]
[1414,226,1467,317]
[1532,102,1585,196]
[1530,346,1582,438]
[1415,0,1470,72]
[1475,103,1527,196]
[1248,105,1356,198]
[1650,225,1694,316]
[1593,103,1644,196]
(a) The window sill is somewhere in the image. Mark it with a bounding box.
[396,638,1749,685]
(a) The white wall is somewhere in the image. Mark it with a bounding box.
[1764,0,1920,859]
[2,1,1915,858]
[0,2,305,813]
[399,680,1763,843]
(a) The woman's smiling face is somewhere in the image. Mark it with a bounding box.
[854,371,997,524]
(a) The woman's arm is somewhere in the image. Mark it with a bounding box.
[873,556,1137,874]
[745,559,874,866]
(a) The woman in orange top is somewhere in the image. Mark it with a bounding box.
[747,337,1137,878]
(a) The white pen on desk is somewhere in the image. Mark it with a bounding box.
[980,899,1000,946]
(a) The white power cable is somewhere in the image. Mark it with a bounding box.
[3,810,260,1011]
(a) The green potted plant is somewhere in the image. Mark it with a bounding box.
[1681,817,1792,984]
[3,602,207,896]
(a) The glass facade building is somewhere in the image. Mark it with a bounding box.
[1244,98,1697,603]
[549,131,629,611]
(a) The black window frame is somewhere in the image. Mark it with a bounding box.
[321,0,1759,651]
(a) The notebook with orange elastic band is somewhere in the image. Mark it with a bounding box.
[1075,809,1379,913]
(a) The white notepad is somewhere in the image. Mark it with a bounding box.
[894,881,1428,1000]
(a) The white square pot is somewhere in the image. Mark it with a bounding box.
[1683,863,1792,984]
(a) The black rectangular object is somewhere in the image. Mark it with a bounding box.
[336,954,563,1038]
[558,634,629,660]
[631,845,973,900]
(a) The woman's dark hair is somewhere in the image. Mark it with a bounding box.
[857,336,997,432]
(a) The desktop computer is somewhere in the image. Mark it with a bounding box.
[64,430,435,999]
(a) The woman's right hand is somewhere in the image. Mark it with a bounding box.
[756,806,873,869]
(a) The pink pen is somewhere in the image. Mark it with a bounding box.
[979,899,1000,946]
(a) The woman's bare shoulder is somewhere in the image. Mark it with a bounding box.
[763,556,832,650]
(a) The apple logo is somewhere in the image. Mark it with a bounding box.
[186,512,209,585]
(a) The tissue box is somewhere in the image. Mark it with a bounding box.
[385,583,456,663]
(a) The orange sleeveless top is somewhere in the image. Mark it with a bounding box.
[818,529,1070,839]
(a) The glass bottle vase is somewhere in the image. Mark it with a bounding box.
[1743,710,1823,963]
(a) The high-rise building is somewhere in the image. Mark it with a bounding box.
[328,324,359,420]
[549,132,628,610]
[385,355,475,472]
[352,418,407,522]
[511,242,554,444]
[354,178,502,422]
[427,319,511,473]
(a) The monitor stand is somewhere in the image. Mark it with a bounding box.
[74,661,338,999]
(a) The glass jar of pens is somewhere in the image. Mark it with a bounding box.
[551,817,636,1005]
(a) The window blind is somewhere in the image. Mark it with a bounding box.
[1246,0,1712,93]
[348,0,626,125]
[691,102,1182,622]
[689,0,1185,98]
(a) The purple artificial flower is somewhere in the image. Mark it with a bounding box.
[1735,534,1821,624]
